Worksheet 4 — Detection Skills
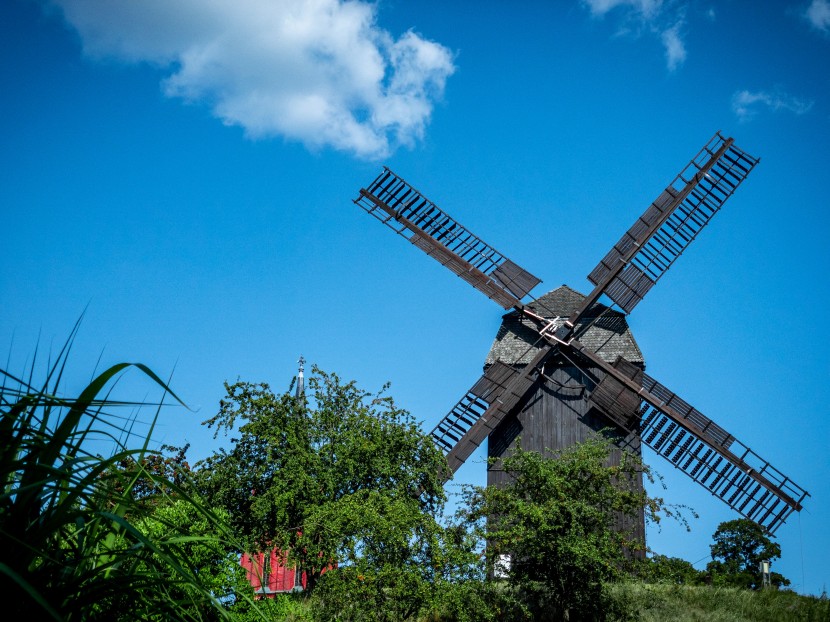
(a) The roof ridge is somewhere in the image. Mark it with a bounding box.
[487,284,644,367]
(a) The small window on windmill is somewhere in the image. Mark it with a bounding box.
[494,554,511,579]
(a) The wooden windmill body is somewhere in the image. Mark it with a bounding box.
[485,285,647,543]
[352,132,808,534]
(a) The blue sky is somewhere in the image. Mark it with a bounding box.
[2,0,829,595]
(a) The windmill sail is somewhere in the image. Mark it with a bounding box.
[430,354,548,474]
[583,353,808,533]
[636,378,807,534]
[355,167,541,309]
[586,133,759,314]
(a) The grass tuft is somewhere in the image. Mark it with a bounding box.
[0,328,250,621]
[612,582,830,622]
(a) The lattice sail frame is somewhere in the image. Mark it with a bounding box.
[430,355,545,473]
[581,353,808,533]
[637,386,806,533]
[355,168,541,309]
[587,133,759,313]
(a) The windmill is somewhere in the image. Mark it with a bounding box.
[351,132,808,534]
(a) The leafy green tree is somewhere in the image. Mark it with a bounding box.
[458,436,686,621]
[706,518,790,590]
[196,367,471,620]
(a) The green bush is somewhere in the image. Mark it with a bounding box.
[636,555,703,585]
[456,436,687,621]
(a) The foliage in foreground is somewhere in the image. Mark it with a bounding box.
[5,332,810,622]
[457,437,690,622]
[0,335,249,621]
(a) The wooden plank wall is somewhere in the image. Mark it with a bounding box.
[487,362,647,549]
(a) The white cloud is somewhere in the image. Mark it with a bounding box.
[661,22,686,71]
[50,0,455,159]
[582,0,664,20]
[731,89,814,121]
[581,0,688,71]
[805,0,830,31]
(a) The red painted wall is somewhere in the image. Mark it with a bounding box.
[240,548,306,596]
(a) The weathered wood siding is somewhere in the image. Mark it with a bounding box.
[487,361,647,548]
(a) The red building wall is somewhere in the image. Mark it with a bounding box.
[240,549,306,596]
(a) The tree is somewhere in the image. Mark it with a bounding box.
[195,367,471,619]
[457,436,686,621]
[706,518,790,589]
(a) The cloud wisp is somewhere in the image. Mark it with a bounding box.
[805,0,830,32]
[581,0,688,72]
[660,21,687,71]
[51,0,455,159]
[731,89,814,121]
[582,0,664,21]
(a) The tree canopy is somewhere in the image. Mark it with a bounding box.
[457,436,687,621]
[706,518,790,590]
[194,367,471,618]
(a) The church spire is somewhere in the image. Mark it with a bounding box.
[296,355,305,398]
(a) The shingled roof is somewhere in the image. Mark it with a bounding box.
[485,284,644,368]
